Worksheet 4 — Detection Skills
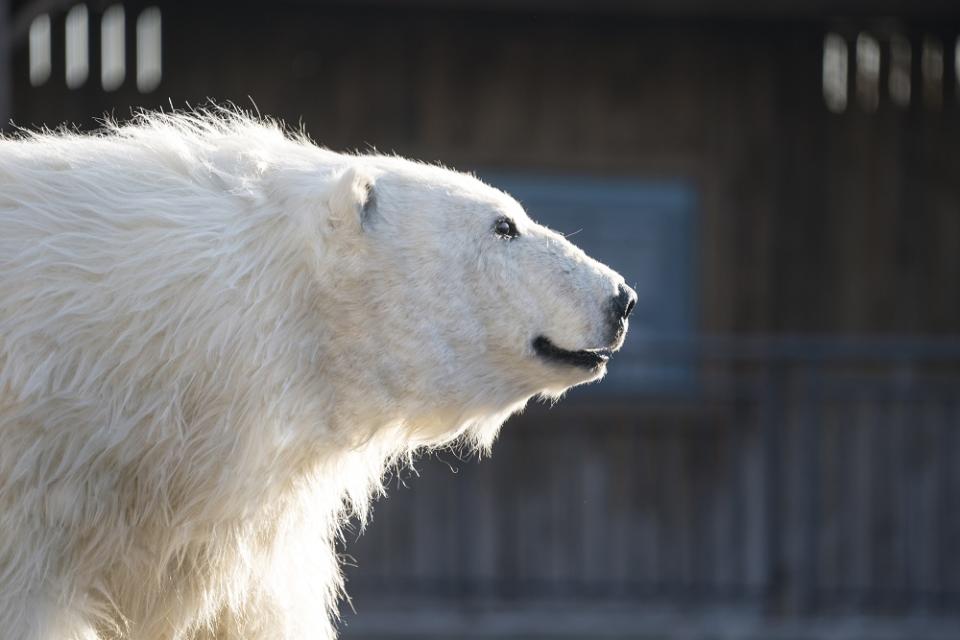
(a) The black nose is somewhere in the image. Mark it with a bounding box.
[613,283,637,320]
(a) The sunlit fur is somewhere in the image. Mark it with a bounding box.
[0,110,629,639]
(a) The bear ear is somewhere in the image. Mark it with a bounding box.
[328,166,377,232]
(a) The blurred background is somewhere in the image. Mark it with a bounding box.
[6,0,960,638]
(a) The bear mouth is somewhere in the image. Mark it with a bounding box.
[532,336,612,369]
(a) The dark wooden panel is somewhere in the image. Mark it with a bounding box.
[10,8,960,333]
[342,359,960,616]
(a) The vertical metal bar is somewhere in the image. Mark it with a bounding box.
[936,398,951,608]
[762,362,785,614]
[799,365,821,613]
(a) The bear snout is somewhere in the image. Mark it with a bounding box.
[605,283,637,346]
[612,283,637,321]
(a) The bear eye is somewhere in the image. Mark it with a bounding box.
[494,217,519,239]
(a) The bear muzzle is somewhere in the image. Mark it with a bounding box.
[531,283,636,370]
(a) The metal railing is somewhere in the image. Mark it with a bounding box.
[342,336,960,617]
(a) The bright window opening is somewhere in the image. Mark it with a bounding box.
[889,34,911,109]
[136,7,162,93]
[101,5,125,91]
[823,34,848,113]
[955,37,960,103]
[855,33,880,112]
[28,14,51,87]
[922,36,943,110]
[65,4,89,89]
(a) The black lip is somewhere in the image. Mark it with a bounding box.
[532,336,611,369]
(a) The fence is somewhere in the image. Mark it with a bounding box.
[341,336,960,617]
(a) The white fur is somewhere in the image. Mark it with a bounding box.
[0,110,629,639]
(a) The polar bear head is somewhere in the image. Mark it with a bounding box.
[317,159,635,445]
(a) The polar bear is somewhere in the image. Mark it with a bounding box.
[0,111,636,640]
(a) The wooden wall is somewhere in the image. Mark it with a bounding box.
[12,4,960,335]
[341,356,960,616]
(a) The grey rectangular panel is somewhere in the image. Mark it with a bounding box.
[484,173,699,396]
